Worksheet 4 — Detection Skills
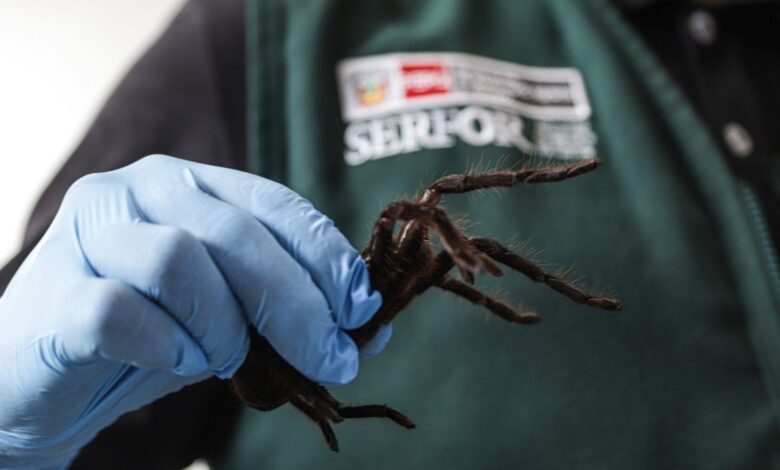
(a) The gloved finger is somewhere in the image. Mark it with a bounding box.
[123,156,381,330]
[359,323,393,358]
[79,222,249,379]
[193,168,382,330]
[126,186,363,385]
[57,277,208,376]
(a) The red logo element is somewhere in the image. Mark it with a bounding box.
[402,63,451,98]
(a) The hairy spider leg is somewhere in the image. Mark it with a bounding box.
[428,250,540,323]
[470,238,623,311]
[375,202,501,282]
[363,216,395,270]
[386,159,601,277]
[289,396,416,453]
[362,214,431,310]
[420,158,602,205]
[352,203,499,347]
[290,395,341,452]
[437,275,541,324]
[338,405,417,428]
[359,157,596,326]
[291,385,342,423]
[283,353,417,454]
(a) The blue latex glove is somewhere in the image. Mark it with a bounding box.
[0,155,388,468]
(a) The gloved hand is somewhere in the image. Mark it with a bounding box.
[0,155,388,469]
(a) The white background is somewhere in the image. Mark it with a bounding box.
[0,0,187,266]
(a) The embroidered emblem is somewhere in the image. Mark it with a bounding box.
[337,52,597,166]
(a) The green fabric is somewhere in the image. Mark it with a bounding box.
[230,0,780,468]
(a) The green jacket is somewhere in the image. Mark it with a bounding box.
[222,0,780,468]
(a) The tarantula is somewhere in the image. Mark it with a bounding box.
[231,157,622,452]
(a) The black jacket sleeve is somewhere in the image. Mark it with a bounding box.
[0,0,247,468]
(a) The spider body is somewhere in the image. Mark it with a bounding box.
[231,158,622,452]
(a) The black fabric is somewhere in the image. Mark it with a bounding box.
[1,0,778,467]
[620,0,780,250]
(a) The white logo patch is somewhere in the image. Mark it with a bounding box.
[337,52,597,166]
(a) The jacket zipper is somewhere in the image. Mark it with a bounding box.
[740,181,780,307]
